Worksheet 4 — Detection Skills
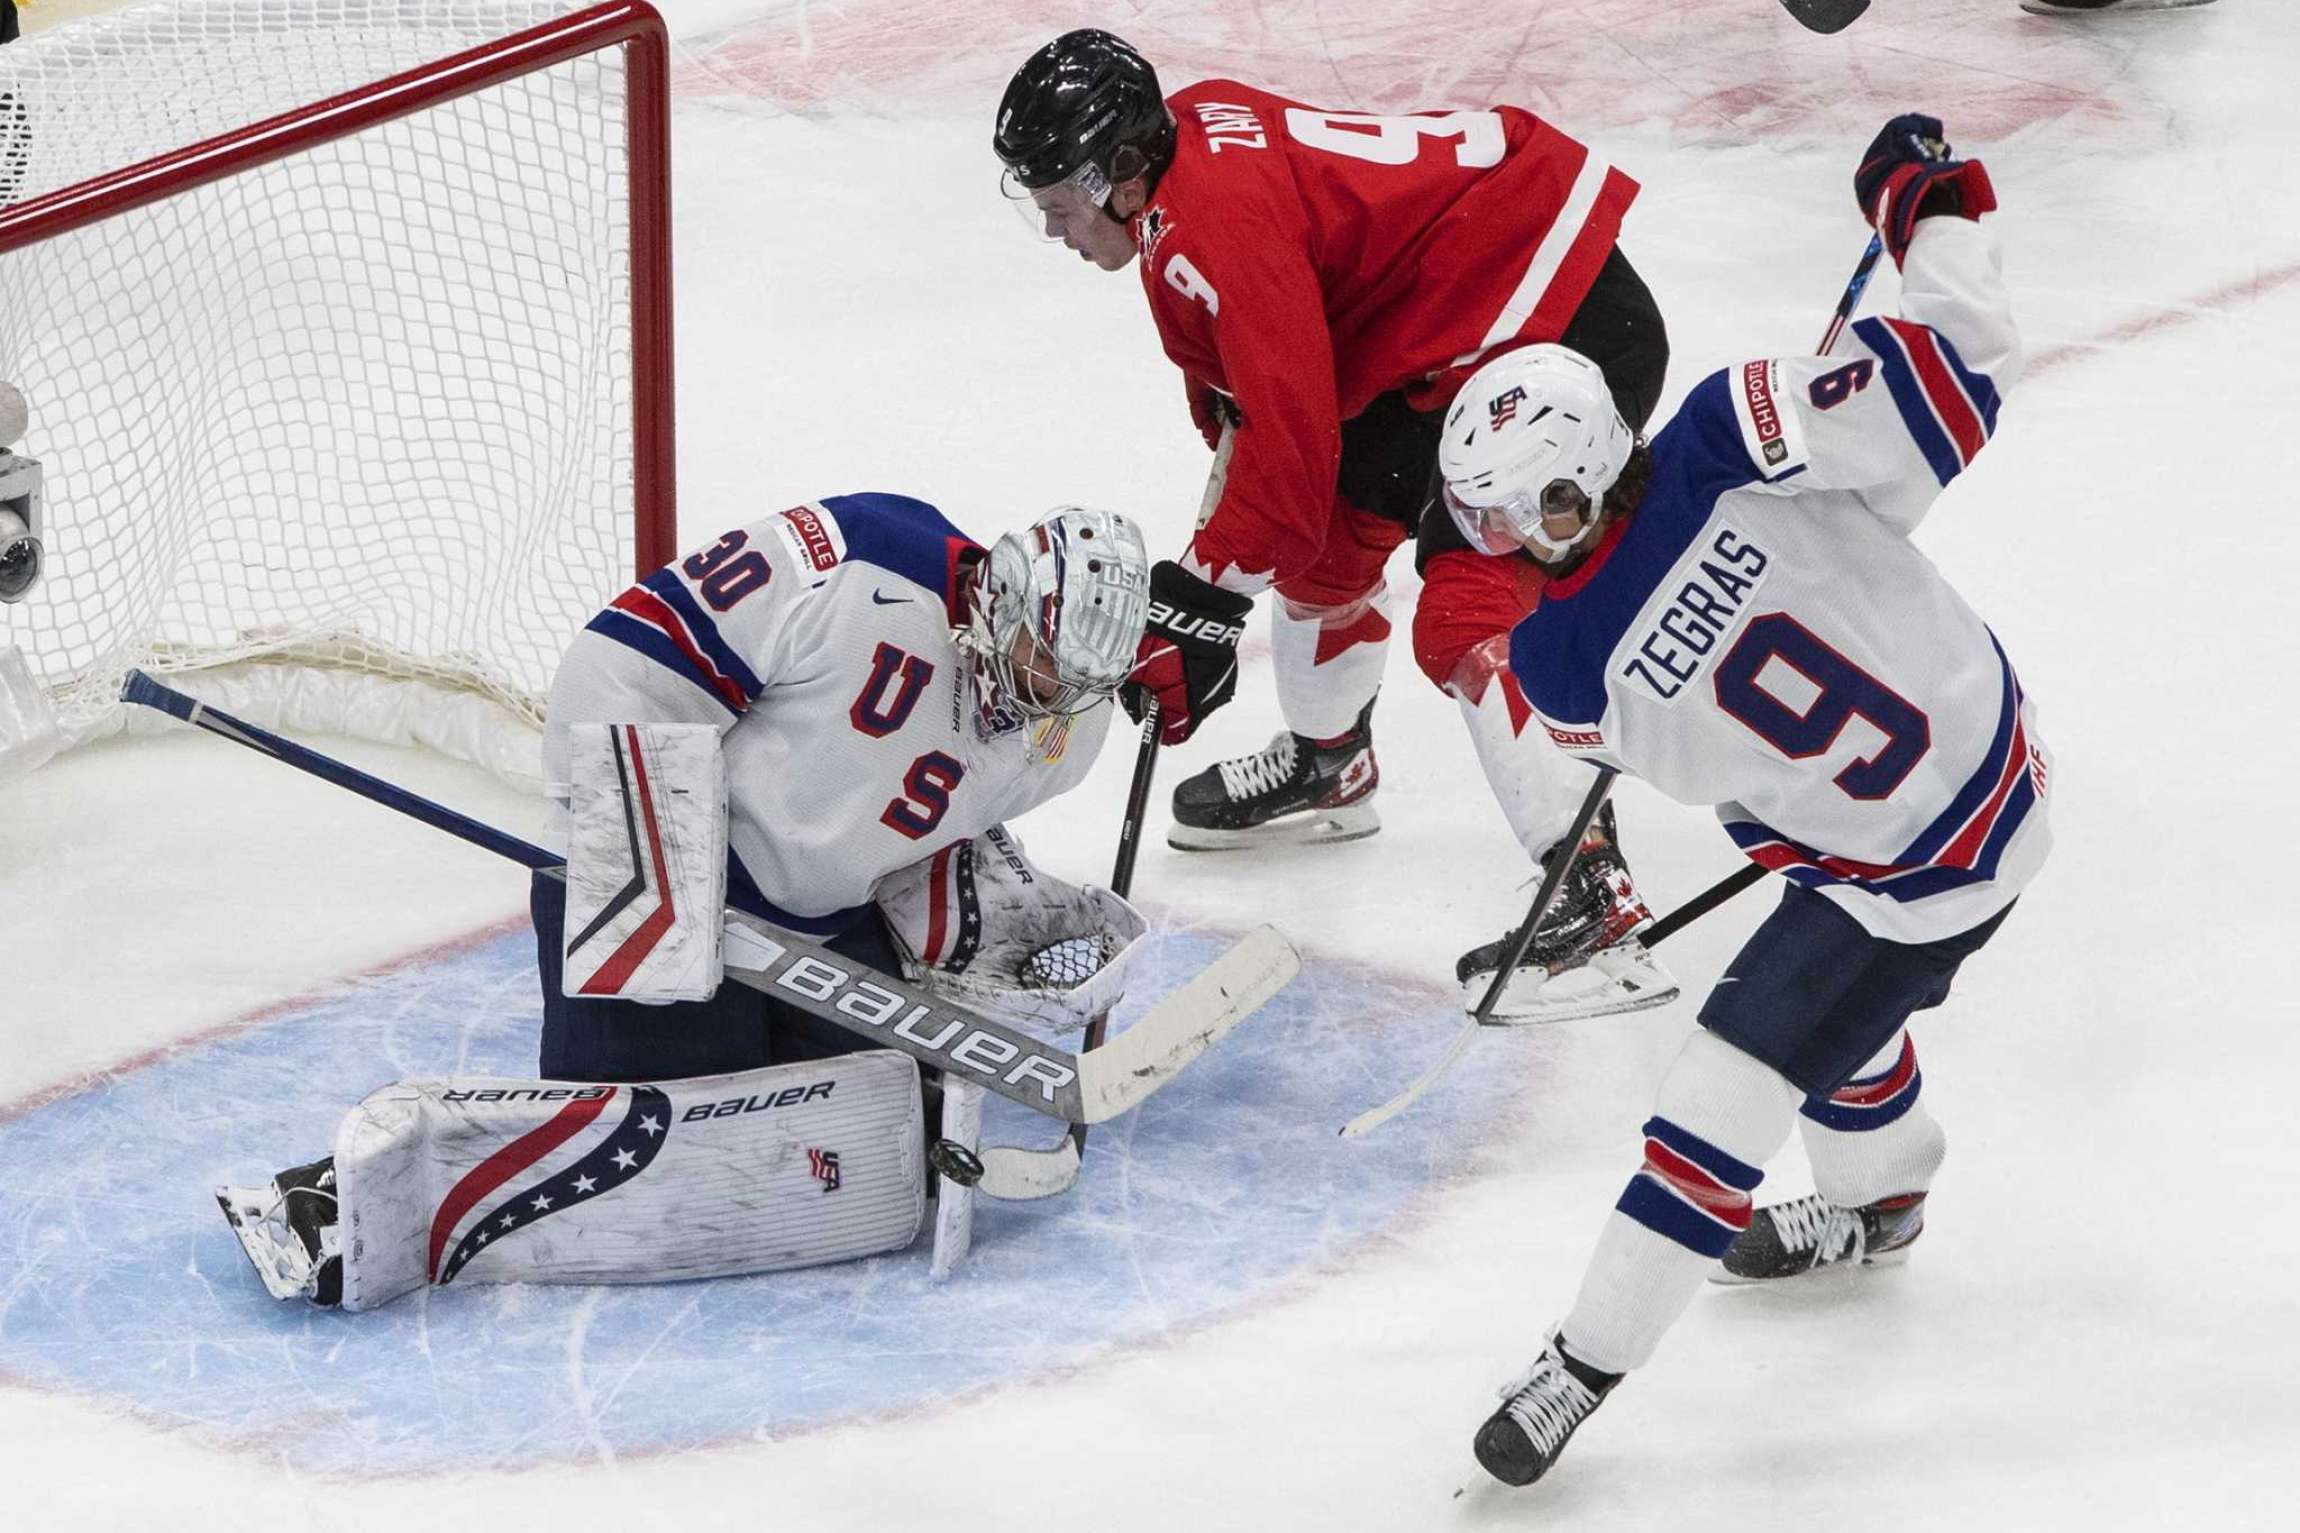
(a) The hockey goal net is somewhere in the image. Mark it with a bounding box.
[0,0,673,784]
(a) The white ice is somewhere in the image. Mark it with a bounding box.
[4,0,2298,1525]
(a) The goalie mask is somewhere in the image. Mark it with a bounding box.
[1439,344,1634,561]
[964,507,1150,720]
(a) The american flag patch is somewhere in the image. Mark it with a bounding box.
[808,1147,841,1193]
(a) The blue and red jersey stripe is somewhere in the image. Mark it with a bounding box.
[586,568,765,716]
[1857,315,2001,487]
[1723,638,2037,905]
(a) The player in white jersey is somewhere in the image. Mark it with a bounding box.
[213,496,1158,1310]
[537,492,1149,1080]
[1436,117,2051,1486]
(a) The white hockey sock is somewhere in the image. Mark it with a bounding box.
[1269,586,1391,740]
[1448,633,1586,860]
[1560,1030,1801,1375]
[1799,1029,1946,1207]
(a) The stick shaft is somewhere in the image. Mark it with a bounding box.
[1469,768,1618,1022]
[120,668,557,871]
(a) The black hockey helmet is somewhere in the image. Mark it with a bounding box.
[993,30,1175,199]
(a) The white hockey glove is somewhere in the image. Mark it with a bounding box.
[876,824,1147,1034]
[561,721,728,1003]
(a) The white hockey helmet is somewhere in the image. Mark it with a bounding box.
[1438,344,1634,560]
[966,506,1151,718]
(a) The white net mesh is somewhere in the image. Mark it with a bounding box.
[0,0,654,763]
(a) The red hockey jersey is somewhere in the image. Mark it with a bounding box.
[1132,82,1639,591]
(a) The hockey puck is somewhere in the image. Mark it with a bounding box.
[927,1139,985,1187]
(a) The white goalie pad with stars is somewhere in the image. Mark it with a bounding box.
[562,721,728,1002]
[319,1051,925,1311]
[875,823,1148,1034]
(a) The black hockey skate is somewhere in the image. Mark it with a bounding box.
[1712,1191,1925,1284]
[1457,807,1677,1023]
[1167,700,1379,851]
[1473,1335,1619,1489]
[215,1155,343,1306]
[2020,1,2217,15]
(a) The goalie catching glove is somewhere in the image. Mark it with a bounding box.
[875,824,1147,1033]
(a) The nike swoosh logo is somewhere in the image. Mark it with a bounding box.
[871,590,911,606]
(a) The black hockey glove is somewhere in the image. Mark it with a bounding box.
[1854,114,1997,267]
[1124,559,1253,746]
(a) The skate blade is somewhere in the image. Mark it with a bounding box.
[1167,800,1379,852]
[1708,1245,1915,1286]
[1466,942,1679,1024]
[214,1184,316,1302]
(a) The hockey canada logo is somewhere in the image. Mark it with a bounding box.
[808,1148,841,1194]
[1139,206,1170,260]
[1488,385,1528,430]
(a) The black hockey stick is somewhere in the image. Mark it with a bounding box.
[120,668,1297,1127]
[1778,0,1870,35]
[1340,768,1617,1138]
[1071,700,1162,1156]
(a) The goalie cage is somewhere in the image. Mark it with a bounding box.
[0,0,675,788]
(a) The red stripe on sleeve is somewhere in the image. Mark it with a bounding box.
[610,587,750,713]
[1884,318,1986,466]
[1526,164,1640,342]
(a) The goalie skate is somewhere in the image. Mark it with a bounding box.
[215,1156,342,1305]
[1457,824,1677,1023]
[1167,702,1379,851]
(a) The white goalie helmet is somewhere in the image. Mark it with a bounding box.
[965,506,1152,718]
[1438,344,1634,560]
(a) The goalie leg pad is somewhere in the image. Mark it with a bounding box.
[320,1051,923,1311]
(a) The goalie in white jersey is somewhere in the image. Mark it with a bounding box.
[1438,117,2053,1487]
[216,496,1159,1311]
[535,492,1150,1083]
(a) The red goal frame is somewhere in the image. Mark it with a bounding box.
[0,0,678,575]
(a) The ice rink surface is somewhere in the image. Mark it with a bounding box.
[5,0,2298,1526]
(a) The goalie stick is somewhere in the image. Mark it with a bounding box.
[120,669,1297,1128]
[960,702,1167,1200]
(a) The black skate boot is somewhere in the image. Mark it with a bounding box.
[215,1155,343,1306]
[1167,699,1379,851]
[1712,1191,1925,1284]
[2021,2,2217,15]
[1457,805,1677,1022]
[1472,1335,1620,1488]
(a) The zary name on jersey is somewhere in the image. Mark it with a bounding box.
[1196,101,1266,153]
[1620,528,1770,702]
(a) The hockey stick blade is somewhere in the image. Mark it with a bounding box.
[976,1139,1082,1200]
[1076,924,1298,1123]
[1778,0,1870,34]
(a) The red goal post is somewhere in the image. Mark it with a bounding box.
[0,0,676,784]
